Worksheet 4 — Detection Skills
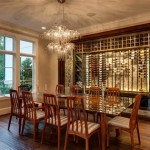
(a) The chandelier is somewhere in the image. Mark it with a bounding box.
[41,0,80,59]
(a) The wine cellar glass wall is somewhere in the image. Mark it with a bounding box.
[74,32,150,92]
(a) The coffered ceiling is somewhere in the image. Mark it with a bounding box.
[0,0,150,35]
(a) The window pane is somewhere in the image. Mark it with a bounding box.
[0,80,13,95]
[20,40,33,54]
[0,36,4,50]
[5,37,13,51]
[5,54,13,67]
[0,36,13,51]
[20,56,33,90]
[0,54,13,95]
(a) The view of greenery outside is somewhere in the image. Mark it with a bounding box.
[0,36,11,95]
[20,57,32,91]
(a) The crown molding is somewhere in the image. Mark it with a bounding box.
[78,12,150,37]
[0,19,39,38]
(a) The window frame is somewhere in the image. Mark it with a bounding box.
[0,33,38,98]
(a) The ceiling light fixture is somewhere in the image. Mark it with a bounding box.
[41,0,80,59]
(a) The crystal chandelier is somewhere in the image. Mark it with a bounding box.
[41,0,80,59]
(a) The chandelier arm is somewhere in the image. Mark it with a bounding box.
[57,0,65,4]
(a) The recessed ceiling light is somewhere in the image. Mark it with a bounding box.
[41,26,46,30]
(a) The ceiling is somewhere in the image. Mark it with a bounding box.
[0,0,150,35]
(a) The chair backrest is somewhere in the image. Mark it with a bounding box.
[106,87,120,102]
[43,93,60,126]
[129,94,141,130]
[70,85,80,95]
[89,86,100,97]
[18,85,29,97]
[9,89,22,116]
[67,96,88,136]
[55,84,65,95]
[22,91,36,120]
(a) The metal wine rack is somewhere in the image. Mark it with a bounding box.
[74,32,150,92]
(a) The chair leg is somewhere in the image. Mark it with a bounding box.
[34,123,37,142]
[107,126,110,147]
[21,119,25,135]
[58,128,61,150]
[85,138,89,150]
[130,132,134,150]
[137,123,141,145]
[64,131,69,150]
[41,122,47,144]
[98,130,101,148]
[19,118,22,134]
[8,115,12,130]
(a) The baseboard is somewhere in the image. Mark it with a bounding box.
[0,107,11,115]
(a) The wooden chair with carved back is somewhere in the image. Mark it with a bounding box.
[107,94,141,150]
[87,86,100,122]
[55,84,66,115]
[8,89,24,134]
[18,85,29,97]
[106,87,120,103]
[41,93,68,150]
[21,91,45,141]
[64,96,101,150]
[70,85,80,95]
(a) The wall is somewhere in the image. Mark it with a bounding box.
[0,21,58,115]
[38,39,58,94]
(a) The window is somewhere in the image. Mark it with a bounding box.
[20,40,33,54]
[0,34,37,97]
[0,36,14,95]
[20,40,34,91]
[0,36,13,51]
[20,56,33,90]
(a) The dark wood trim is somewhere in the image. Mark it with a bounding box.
[76,23,150,42]
[58,59,65,85]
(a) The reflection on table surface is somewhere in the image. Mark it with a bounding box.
[32,93,134,116]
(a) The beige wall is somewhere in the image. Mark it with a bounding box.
[38,39,58,94]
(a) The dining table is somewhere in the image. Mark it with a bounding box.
[32,92,134,150]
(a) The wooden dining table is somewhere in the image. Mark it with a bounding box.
[33,92,134,150]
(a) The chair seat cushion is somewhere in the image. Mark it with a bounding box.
[70,120,100,134]
[47,115,68,126]
[36,110,45,119]
[108,116,129,129]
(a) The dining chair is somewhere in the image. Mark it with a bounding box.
[55,84,66,115]
[18,85,29,97]
[41,93,68,150]
[89,86,100,97]
[107,94,141,150]
[64,96,101,150]
[21,91,45,141]
[70,85,80,95]
[55,84,65,95]
[87,86,100,122]
[106,87,120,103]
[8,89,24,134]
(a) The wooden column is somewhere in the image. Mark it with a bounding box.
[58,59,65,85]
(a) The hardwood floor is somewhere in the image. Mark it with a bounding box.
[0,114,149,150]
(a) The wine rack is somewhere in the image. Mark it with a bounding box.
[74,32,150,92]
